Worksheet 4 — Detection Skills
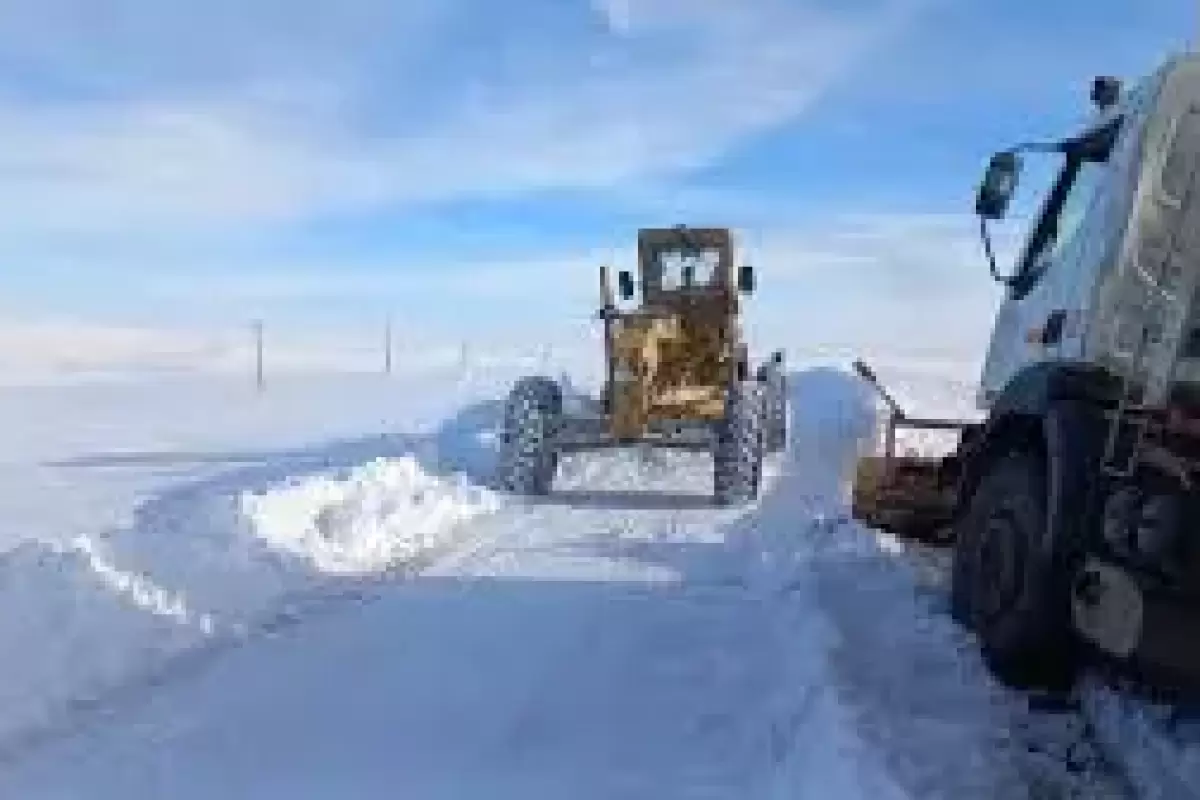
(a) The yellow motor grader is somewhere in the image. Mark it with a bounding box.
[494,225,787,506]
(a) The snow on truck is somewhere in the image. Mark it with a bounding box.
[494,226,788,506]
[854,53,1200,695]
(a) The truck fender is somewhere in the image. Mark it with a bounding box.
[956,363,1111,561]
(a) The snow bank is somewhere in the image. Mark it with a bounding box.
[0,361,528,551]
[752,366,1125,798]
[782,364,1200,797]
[0,454,499,751]
[242,457,500,575]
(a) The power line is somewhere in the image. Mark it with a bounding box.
[252,319,264,392]
[384,315,394,375]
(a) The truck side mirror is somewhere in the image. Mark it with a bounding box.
[976,151,1021,220]
[851,359,878,384]
[737,265,755,294]
[1091,76,1122,112]
[618,270,635,300]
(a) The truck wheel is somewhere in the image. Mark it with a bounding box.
[496,376,562,495]
[951,450,1080,691]
[713,382,765,506]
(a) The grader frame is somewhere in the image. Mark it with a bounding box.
[585,227,757,446]
[494,225,786,506]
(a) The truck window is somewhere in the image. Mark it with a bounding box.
[1012,117,1121,294]
[1041,159,1107,264]
[658,249,721,290]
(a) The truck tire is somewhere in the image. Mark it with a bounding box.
[951,449,1080,691]
[496,376,562,496]
[713,382,765,506]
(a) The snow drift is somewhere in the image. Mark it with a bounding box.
[0,453,499,752]
[243,457,500,575]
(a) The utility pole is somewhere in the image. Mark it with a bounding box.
[252,319,264,392]
[384,314,394,375]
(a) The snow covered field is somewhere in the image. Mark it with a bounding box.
[0,364,533,550]
[0,363,525,754]
[0,359,1196,797]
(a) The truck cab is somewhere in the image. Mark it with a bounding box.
[978,73,1157,404]
[953,53,1200,694]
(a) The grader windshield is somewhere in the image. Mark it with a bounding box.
[656,248,722,290]
[637,227,736,305]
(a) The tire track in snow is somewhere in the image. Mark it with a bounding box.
[0,400,516,768]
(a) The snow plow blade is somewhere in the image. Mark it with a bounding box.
[849,360,978,545]
[852,455,958,543]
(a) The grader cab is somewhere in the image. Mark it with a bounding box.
[495,225,788,506]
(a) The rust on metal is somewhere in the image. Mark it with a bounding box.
[850,358,978,545]
[600,226,750,440]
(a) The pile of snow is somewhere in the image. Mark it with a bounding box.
[792,363,1200,796]
[0,365,524,551]
[744,368,1126,798]
[0,453,500,752]
[243,457,500,575]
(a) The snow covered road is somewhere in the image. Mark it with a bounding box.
[0,368,1166,798]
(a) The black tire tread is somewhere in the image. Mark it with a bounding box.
[952,450,1080,691]
[713,382,766,506]
[496,376,561,496]
[762,377,788,454]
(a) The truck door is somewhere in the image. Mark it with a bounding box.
[1113,107,1200,404]
[979,119,1121,403]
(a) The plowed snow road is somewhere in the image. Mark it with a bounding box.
[0,370,1135,799]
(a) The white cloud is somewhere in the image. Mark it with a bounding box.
[0,0,921,237]
[741,213,1003,366]
[0,214,1005,383]
[0,103,347,233]
[592,0,636,34]
[0,1,449,99]
[0,0,964,379]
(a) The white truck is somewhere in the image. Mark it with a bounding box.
[864,53,1200,695]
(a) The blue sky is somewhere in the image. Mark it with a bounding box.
[0,0,1194,373]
